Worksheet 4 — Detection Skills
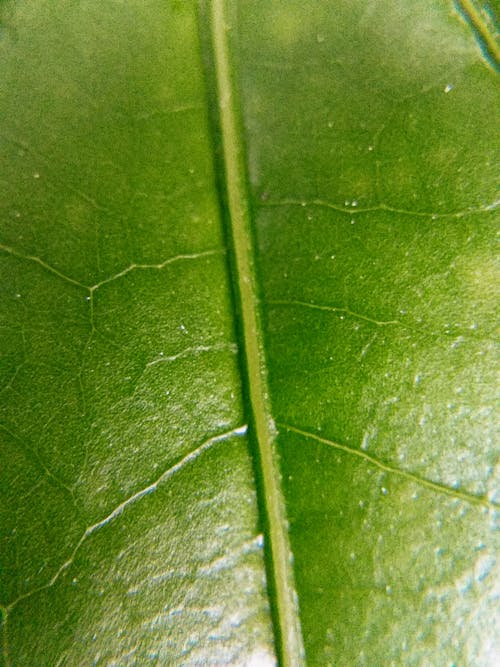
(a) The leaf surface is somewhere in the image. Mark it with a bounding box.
[235,1,499,664]
[0,0,498,665]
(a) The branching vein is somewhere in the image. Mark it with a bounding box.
[6,426,246,613]
[0,243,225,295]
[89,248,225,291]
[261,198,499,219]
[266,298,494,343]
[0,243,88,290]
[0,242,226,345]
[279,423,498,510]
[267,299,403,328]
[146,342,238,367]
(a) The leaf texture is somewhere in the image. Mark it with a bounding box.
[0,0,498,665]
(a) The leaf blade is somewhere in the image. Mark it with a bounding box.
[235,0,500,663]
[0,1,275,664]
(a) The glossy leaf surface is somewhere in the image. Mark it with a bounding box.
[236,1,499,663]
[0,0,498,665]
[0,2,274,665]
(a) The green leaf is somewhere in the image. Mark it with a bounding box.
[1,1,498,665]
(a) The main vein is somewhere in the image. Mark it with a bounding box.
[455,0,500,69]
[209,2,304,665]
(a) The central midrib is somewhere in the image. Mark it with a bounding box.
[205,1,305,665]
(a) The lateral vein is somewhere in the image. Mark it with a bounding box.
[279,422,498,510]
[6,426,246,612]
